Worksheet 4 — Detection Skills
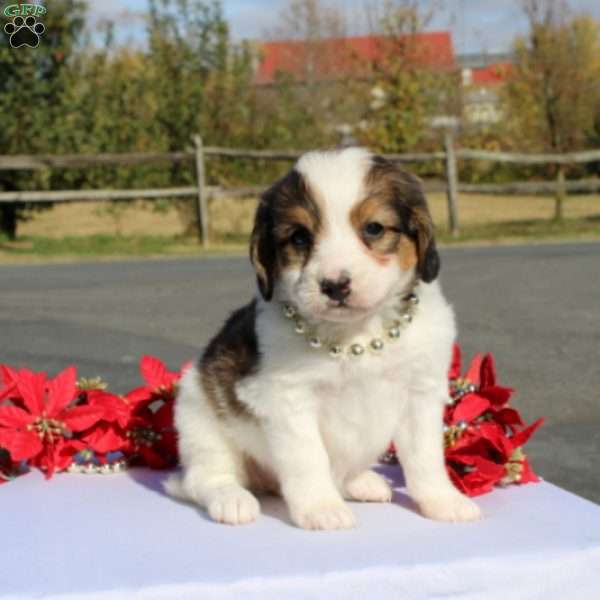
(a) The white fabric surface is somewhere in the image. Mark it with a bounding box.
[1,465,599,600]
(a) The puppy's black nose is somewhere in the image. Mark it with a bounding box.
[320,276,352,302]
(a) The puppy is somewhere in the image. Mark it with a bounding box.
[166,147,481,530]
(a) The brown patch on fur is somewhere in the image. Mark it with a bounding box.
[250,170,322,299]
[350,185,404,264]
[398,234,418,270]
[360,156,440,281]
[200,300,260,421]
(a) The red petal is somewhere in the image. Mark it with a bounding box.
[1,364,20,387]
[62,405,105,432]
[81,423,128,453]
[125,386,152,407]
[481,385,513,407]
[31,440,68,479]
[46,366,77,415]
[0,382,17,402]
[451,394,491,424]
[87,390,131,427]
[152,400,175,430]
[481,421,516,457]
[480,353,497,388]
[494,407,525,429]
[464,354,484,386]
[140,355,167,390]
[448,344,462,380]
[16,371,46,415]
[0,429,43,461]
[511,418,544,448]
[0,404,32,428]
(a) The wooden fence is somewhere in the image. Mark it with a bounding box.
[1,135,599,246]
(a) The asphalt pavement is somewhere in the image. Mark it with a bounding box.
[1,242,599,503]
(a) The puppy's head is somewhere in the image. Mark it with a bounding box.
[250,147,439,323]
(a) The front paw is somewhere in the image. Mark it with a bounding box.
[206,485,260,525]
[291,500,356,530]
[345,470,392,503]
[416,490,481,523]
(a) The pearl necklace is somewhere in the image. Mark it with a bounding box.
[282,281,420,358]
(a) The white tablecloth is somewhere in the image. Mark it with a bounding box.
[1,465,599,600]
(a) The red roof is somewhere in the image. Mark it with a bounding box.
[470,63,512,86]
[255,32,455,85]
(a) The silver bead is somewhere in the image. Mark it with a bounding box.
[329,344,343,357]
[405,293,419,305]
[350,343,365,356]
[468,384,477,393]
[84,464,97,474]
[294,320,306,334]
[100,464,112,474]
[445,397,456,406]
[283,304,296,318]
[401,313,413,323]
[309,337,322,348]
[387,326,400,339]
[370,338,384,351]
[443,425,450,433]
[456,420,468,431]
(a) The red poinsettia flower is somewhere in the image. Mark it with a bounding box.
[443,347,543,496]
[78,386,178,469]
[126,356,181,406]
[0,366,105,478]
[125,400,178,469]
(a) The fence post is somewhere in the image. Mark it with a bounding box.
[193,134,209,247]
[443,129,459,237]
[554,164,566,222]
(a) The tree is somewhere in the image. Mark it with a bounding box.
[0,0,86,239]
[356,1,458,155]
[502,0,600,219]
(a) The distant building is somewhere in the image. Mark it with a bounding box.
[254,32,456,86]
[253,34,512,131]
[458,53,513,125]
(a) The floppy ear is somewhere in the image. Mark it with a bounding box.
[410,205,440,283]
[249,195,278,301]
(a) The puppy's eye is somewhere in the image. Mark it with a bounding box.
[290,227,311,248]
[363,221,385,239]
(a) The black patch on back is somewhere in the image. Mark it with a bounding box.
[199,299,260,419]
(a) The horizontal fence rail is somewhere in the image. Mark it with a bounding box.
[3,148,600,172]
[1,138,599,243]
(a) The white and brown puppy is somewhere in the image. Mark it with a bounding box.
[166,147,481,530]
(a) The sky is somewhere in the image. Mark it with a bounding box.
[84,0,600,55]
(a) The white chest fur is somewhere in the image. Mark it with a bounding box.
[232,281,456,484]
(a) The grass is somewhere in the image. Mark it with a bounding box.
[0,234,245,262]
[1,192,599,262]
[435,215,600,244]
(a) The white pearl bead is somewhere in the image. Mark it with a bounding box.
[309,337,322,348]
[350,343,365,356]
[329,345,343,357]
[388,327,400,339]
[370,338,384,351]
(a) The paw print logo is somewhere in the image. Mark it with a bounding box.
[4,16,45,48]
